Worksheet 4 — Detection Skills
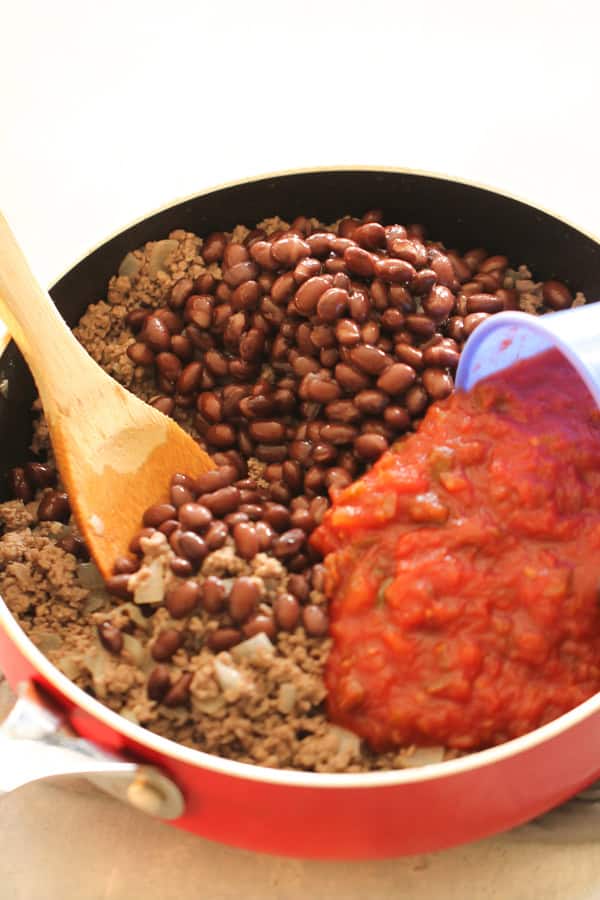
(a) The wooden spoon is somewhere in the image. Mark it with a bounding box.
[0,213,214,578]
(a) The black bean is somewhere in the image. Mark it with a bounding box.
[543,280,572,310]
[353,222,386,250]
[143,503,177,527]
[287,574,310,603]
[272,234,310,266]
[37,491,70,523]
[344,245,376,278]
[223,510,250,530]
[355,433,389,459]
[202,232,227,264]
[350,344,389,375]
[312,441,338,464]
[198,486,241,516]
[170,276,195,308]
[376,257,416,284]
[466,293,505,314]
[178,502,212,531]
[384,406,411,431]
[325,468,353,494]
[302,374,342,404]
[170,557,194,577]
[354,389,388,415]
[405,315,436,338]
[243,613,277,640]
[24,462,56,488]
[156,352,182,382]
[255,521,276,550]
[163,672,193,707]
[205,521,229,550]
[128,342,155,367]
[152,628,183,661]
[255,444,288,463]
[377,363,416,395]
[98,622,123,654]
[405,384,429,416]
[8,467,33,502]
[274,594,301,631]
[248,421,286,443]
[228,577,260,622]
[262,503,291,532]
[422,368,454,400]
[165,581,201,619]
[147,665,171,701]
[178,531,208,562]
[317,287,349,321]
[202,576,227,613]
[290,508,315,532]
[463,312,490,336]
[294,257,322,283]
[206,424,237,448]
[422,344,460,369]
[170,484,195,508]
[423,285,455,321]
[320,424,358,445]
[302,605,329,636]
[105,574,133,599]
[272,528,305,559]
[233,522,260,559]
[112,556,140,575]
[208,628,242,652]
[177,361,204,394]
[334,363,370,392]
[142,315,171,352]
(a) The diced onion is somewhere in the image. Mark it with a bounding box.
[194,696,226,715]
[231,632,274,662]
[82,590,109,615]
[277,683,297,714]
[133,557,166,606]
[149,240,178,276]
[59,657,81,680]
[401,746,445,768]
[214,658,245,693]
[82,647,108,696]
[121,633,145,667]
[329,725,361,757]
[76,561,105,590]
[36,631,63,653]
[118,252,141,279]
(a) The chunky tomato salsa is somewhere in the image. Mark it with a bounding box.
[312,348,600,751]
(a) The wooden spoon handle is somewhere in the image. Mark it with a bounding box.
[0,213,92,411]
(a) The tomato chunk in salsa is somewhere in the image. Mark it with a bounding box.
[312,348,600,752]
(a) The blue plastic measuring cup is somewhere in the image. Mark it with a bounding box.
[455,306,600,404]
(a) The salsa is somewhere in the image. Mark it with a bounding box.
[312,349,600,752]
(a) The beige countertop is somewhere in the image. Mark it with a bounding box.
[2,779,600,900]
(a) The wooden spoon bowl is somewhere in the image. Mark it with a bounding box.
[0,213,213,578]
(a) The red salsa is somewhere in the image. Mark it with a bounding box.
[312,349,600,751]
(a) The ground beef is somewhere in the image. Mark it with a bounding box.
[0,217,585,772]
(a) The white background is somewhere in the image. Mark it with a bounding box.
[1,0,599,287]
[1,2,600,897]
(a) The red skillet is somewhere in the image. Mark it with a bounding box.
[1,168,599,859]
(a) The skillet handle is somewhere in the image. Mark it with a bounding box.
[0,681,184,819]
